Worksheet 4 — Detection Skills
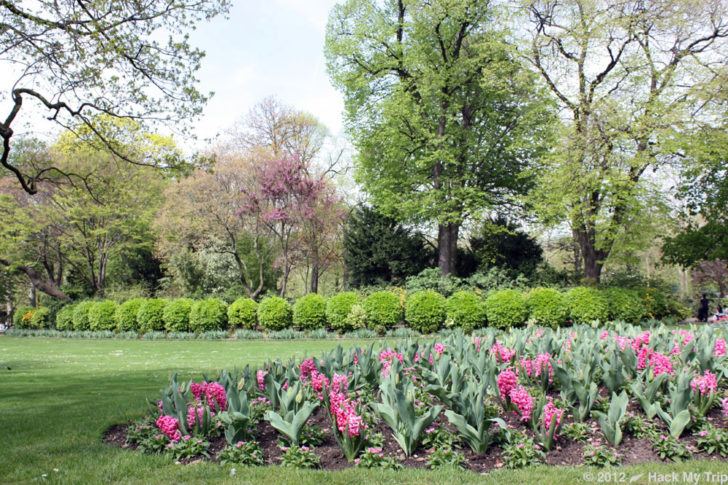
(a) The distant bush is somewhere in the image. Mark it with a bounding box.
[163,298,194,332]
[362,291,402,334]
[405,290,446,334]
[14,306,36,329]
[604,288,646,324]
[525,288,568,328]
[72,301,95,330]
[257,296,292,331]
[485,289,528,329]
[639,287,669,319]
[189,298,228,332]
[115,298,144,332]
[566,287,609,325]
[446,291,487,333]
[228,298,258,329]
[55,304,76,330]
[293,293,327,330]
[88,301,118,331]
[326,292,360,333]
[30,306,52,329]
[137,299,168,333]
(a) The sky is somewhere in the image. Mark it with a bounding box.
[189,0,346,143]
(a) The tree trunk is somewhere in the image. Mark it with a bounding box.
[0,258,70,301]
[438,223,459,277]
[29,282,37,307]
[573,226,607,283]
[310,262,320,294]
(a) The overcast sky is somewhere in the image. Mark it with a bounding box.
[190,0,345,143]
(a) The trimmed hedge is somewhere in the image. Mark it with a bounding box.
[605,288,646,323]
[446,291,486,334]
[137,299,168,333]
[163,298,194,332]
[293,293,327,330]
[13,306,35,328]
[30,307,51,329]
[326,292,360,333]
[189,298,228,332]
[55,304,76,331]
[72,301,95,330]
[363,291,402,334]
[525,288,568,328]
[115,298,144,332]
[228,298,258,329]
[88,301,118,331]
[257,297,293,331]
[405,290,446,334]
[485,289,528,329]
[566,287,609,325]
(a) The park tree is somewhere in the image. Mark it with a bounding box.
[691,260,728,299]
[325,0,553,277]
[155,149,278,299]
[520,0,728,282]
[0,0,229,193]
[344,206,434,287]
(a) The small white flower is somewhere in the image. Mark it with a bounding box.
[230,468,237,476]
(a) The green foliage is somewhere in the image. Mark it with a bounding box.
[354,447,402,470]
[696,424,728,457]
[170,436,210,460]
[426,448,465,470]
[163,298,194,332]
[406,268,463,298]
[561,422,589,441]
[344,206,433,287]
[525,288,568,328]
[640,287,669,319]
[72,301,95,330]
[445,291,486,334]
[115,298,144,332]
[55,304,76,330]
[218,441,265,466]
[88,301,119,331]
[604,288,647,323]
[278,445,320,469]
[325,292,360,333]
[292,293,327,330]
[566,287,609,324]
[228,298,258,329]
[484,290,528,329]
[136,299,168,333]
[189,298,228,332]
[29,306,51,329]
[502,433,545,469]
[13,306,35,328]
[257,297,293,331]
[362,291,403,334]
[592,391,629,446]
[583,443,620,467]
[405,290,446,334]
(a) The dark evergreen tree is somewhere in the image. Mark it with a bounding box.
[344,206,434,287]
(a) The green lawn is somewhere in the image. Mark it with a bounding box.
[1,336,726,484]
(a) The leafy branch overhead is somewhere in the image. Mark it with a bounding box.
[0,0,230,193]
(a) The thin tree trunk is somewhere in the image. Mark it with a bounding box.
[29,282,37,307]
[310,262,320,294]
[438,223,459,276]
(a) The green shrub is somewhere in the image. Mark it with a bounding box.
[604,288,647,323]
[485,289,528,329]
[189,298,228,332]
[257,296,293,331]
[362,291,402,334]
[566,287,609,324]
[525,288,568,328]
[405,290,446,334]
[228,298,258,329]
[163,298,194,332]
[55,304,76,330]
[29,306,51,328]
[446,291,487,333]
[88,301,119,331]
[13,306,35,328]
[115,298,144,332]
[293,293,327,330]
[640,287,669,319]
[326,292,360,333]
[72,301,95,330]
[137,299,168,333]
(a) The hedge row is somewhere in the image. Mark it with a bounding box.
[21,285,686,335]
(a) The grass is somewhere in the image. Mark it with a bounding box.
[1,337,727,484]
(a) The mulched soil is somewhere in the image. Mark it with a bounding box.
[103,401,728,471]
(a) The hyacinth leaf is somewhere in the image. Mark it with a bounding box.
[444,411,505,453]
[264,400,319,446]
[669,409,691,439]
[593,391,628,446]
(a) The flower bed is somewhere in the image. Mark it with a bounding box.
[106,323,728,471]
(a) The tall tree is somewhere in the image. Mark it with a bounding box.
[521,0,728,282]
[0,0,228,193]
[326,0,552,276]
